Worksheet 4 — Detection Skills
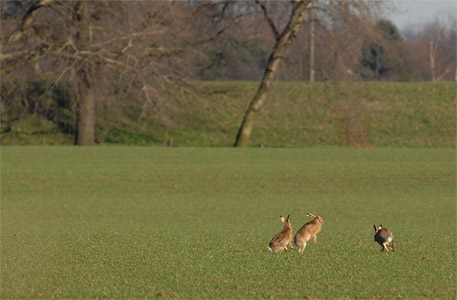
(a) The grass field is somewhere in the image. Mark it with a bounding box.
[1,146,456,299]
[2,82,455,148]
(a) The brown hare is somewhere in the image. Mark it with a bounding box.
[373,225,395,252]
[268,215,294,253]
[294,213,323,253]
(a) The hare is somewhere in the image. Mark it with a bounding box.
[373,225,395,252]
[294,213,323,253]
[268,215,295,253]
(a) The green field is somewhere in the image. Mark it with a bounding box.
[1,147,456,299]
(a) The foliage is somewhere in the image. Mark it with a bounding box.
[377,19,402,42]
[1,147,455,299]
[360,19,402,80]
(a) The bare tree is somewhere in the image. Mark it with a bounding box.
[401,15,456,81]
[1,1,219,145]
[424,18,456,81]
[234,0,314,147]
[232,0,388,146]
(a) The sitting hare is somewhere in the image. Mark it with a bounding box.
[268,215,294,253]
[294,213,323,253]
[373,225,395,252]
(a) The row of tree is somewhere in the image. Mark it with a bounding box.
[1,0,456,146]
[199,6,456,82]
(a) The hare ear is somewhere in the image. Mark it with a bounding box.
[286,215,290,222]
[373,225,377,232]
[280,215,286,223]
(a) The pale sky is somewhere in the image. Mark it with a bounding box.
[387,0,457,30]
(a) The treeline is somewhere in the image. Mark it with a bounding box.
[1,1,455,146]
[2,1,454,82]
[199,10,456,82]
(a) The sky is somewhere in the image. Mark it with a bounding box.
[387,0,457,30]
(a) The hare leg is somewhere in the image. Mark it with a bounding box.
[288,241,295,250]
[301,241,307,253]
[312,234,317,244]
[383,242,389,252]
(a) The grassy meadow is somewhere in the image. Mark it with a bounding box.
[1,146,456,299]
[2,82,455,148]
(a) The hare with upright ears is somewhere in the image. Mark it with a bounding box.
[294,213,323,253]
[268,215,295,253]
[373,225,395,252]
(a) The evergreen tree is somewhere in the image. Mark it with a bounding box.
[361,19,402,79]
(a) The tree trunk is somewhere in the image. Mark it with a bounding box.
[73,1,96,145]
[309,5,315,82]
[429,39,436,82]
[74,73,96,146]
[234,0,314,147]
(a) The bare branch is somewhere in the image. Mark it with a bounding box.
[7,0,55,43]
[255,0,280,38]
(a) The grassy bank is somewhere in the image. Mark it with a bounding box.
[1,146,455,298]
[1,82,455,147]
